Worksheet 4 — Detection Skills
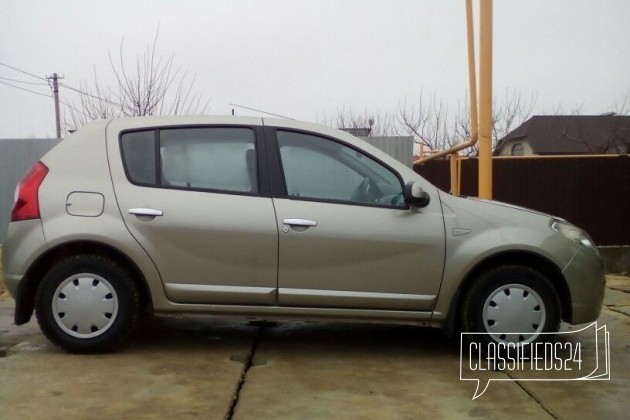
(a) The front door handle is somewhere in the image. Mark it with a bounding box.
[129,208,163,217]
[283,218,317,227]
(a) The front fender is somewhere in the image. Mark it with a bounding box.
[431,194,579,323]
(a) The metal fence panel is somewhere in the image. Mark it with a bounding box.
[361,136,413,168]
[414,156,630,246]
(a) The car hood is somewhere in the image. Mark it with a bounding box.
[435,191,582,270]
[468,198,565,222]
[437,192,563,233]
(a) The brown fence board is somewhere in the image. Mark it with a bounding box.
[414,156,630,246]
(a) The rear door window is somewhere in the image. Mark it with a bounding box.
[160,128,257,193]
[120,127,258,194]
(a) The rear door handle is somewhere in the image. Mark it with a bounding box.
[129,208,163,217]
[283,218,317,227]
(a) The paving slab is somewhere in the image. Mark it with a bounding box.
[608,305,630,317]
[514,308,628,419]
[0,274,628,419]
[603,287,630,308]
[606,275,630,293]
[233,323,551,419]
[0,298,256,420]
[233,277,629,419]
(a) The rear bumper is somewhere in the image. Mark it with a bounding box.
[562,247,606,324]
[3,273,22,299]
[3,270,36,325]
[3,219,48,325]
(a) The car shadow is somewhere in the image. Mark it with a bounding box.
[128,315,459,358]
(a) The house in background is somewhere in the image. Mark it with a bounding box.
[495,115,630,156]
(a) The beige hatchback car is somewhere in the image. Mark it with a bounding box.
[3,116,605,353]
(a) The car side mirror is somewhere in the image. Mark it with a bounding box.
[404,182,430,207]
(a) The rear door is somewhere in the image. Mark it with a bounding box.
[107,120,278,305]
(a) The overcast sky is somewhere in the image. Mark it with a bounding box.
[1,0,628,138]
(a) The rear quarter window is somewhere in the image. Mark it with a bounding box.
[120,130,156,185]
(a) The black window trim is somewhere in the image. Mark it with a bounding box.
[118,124,271,198]
[263,126,409,210]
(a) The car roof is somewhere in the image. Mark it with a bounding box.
[98,115,365,146]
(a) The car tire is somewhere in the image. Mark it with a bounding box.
[461,264,561,349]
[35,255,140,353]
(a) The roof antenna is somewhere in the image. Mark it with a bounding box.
[228,103,294,120]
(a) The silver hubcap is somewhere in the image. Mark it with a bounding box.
[52,274,119,339]
[482,284,546,344]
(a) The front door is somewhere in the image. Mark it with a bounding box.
[270,129,445,311]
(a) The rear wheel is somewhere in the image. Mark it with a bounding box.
[35,255,140,353]
[461,265,561,349]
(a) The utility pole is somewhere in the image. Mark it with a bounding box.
[47,73,64,140]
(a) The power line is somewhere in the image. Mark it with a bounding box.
[0,75,48,86]
[0,62,118,105]
[0,61,47,81]
[59,83,119,106]
[0,79,52,98]
[58,99,91,118]
[0,62,97,135]
[0,61,129,110]
[1,61,195,123]
[59,82,136,113]
[0,78,91,126]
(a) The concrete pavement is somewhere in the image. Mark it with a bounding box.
[0,276,628,419]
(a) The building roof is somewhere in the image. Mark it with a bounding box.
[495,115,630,155]
[340,127,372,137]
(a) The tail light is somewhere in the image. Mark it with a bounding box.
[11,161,49,222]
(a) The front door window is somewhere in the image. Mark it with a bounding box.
[276,131,405,207]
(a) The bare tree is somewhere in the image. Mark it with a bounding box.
[492,89,537,142]
[64,29,209,131]
[545,103,583,116]
[612,89,630,115]
[400,89,536,157]
[398,92,460,152]
[319,107,401,137]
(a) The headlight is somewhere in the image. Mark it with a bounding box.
[550,220,597,251]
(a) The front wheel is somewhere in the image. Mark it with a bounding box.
[35,255,140,353]
[461,265,561,348]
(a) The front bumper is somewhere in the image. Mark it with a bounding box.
[562,247,606,324]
